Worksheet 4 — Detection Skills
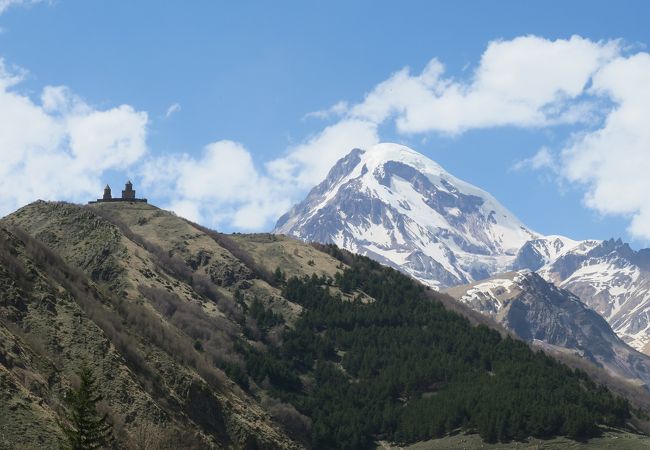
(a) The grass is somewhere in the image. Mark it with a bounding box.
[377,428,650,449]
[230,233,345,280]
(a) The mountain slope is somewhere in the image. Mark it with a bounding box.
[272,250,639,447]
[534,239,650,354]
[1,201,311,449]
[275,144,650,388]
[445,270,650,388]
[275,143,538,288]
[1,200,646,448]
[0,223,193,448]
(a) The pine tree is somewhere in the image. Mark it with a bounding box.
[59,364,114,450]
[274,266,285,284]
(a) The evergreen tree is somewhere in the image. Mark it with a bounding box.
[274,266,286,284]
[242,252,633,449]
[59,364,114,450]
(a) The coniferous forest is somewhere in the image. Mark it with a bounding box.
[241,246,632,449]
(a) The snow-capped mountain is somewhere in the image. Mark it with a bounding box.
[276,143,650,361]
[275,143,538,288]
[535,239,650,353]
[445,270,650,387]
[512,236,601,271]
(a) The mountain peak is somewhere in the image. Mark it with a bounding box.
[356,142,449,176]
[275,143,538,288]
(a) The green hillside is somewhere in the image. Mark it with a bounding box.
[0,201,648,449]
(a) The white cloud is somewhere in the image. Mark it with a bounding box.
[141,140,292,230]
[165,102,181,118]
[167,199,202,223]
[140,120,377,230]
[273,34,650,241]
[267,119,379,190]
[68,105,147,170]
[512,147,558,172]
[41,85,82,113]
[292,35,650,239]
[0,59,148,216]
[349,35,619,134]
[304,100,349,120]
[5,33,650,238]
[204,35,625,231]
[560,53,650,240]
[0,0,46,15]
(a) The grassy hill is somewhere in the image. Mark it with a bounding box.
[1,200,649,449]
[1,202,303,449]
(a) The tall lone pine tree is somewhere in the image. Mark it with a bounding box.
[59,364,114,450]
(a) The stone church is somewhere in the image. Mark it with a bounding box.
[89,181,147,204]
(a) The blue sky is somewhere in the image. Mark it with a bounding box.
[1,1,649,246]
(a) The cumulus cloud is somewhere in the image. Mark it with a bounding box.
[559,53,650,240]
[243,35,622,231]
[141,140,292,230]
[348,35,619,134]
[282,34,650,240]
[0,59,148,216]
[5,33,650,237]
[140,119,378,230]
[181,35,628,231]
[269,34,650,240]
[267,119,379,189]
